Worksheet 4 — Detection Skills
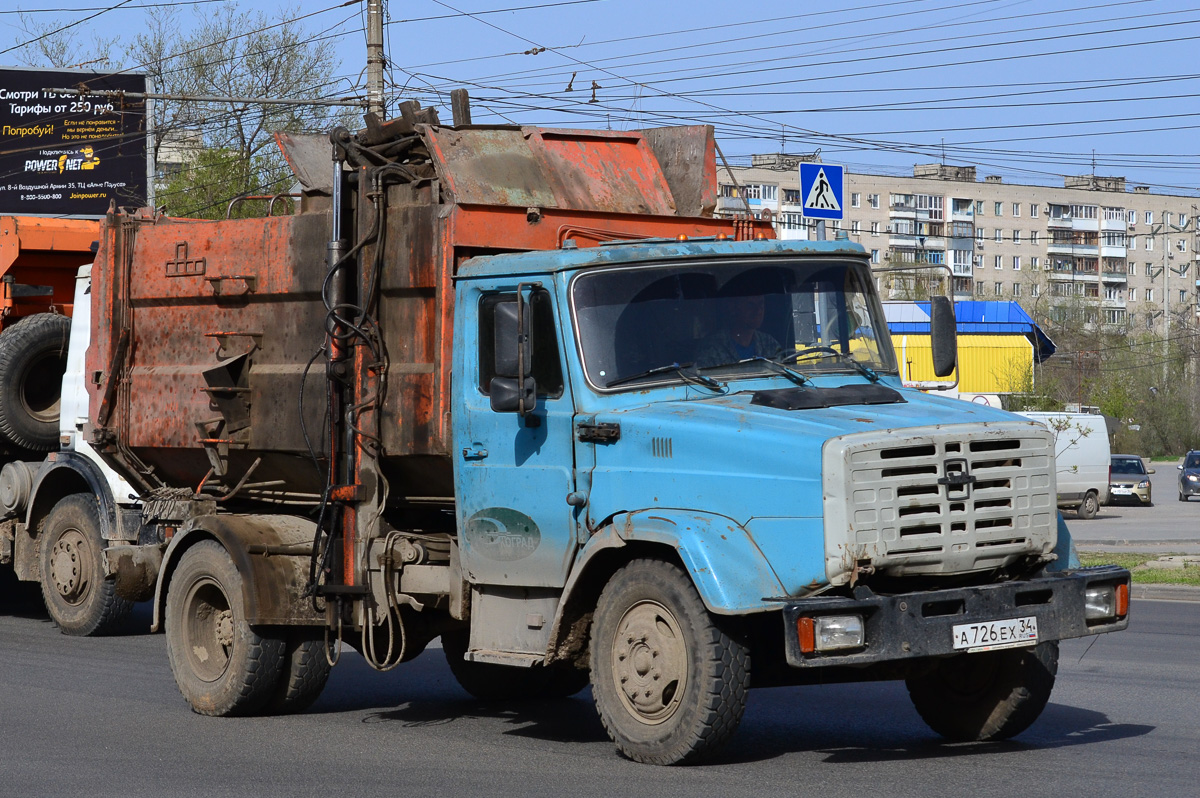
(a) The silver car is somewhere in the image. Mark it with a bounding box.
[1109,455,1153,506]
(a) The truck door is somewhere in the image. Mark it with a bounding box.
[454,286,579,587]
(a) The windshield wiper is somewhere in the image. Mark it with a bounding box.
[606,362,726,392]
[777,346,880,383]
[735,356,813,386]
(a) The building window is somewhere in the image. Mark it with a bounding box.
[1146,237,1154,251]
[1031,283,1040,297]
[994,282,1002,295]
[1030,256,1040,270]
[871,221,880,235]
[1030,204,1039,217]
[1145,211,1153,224]
[1071,205,1098,220]
[1128,262,1136,276]
[1030,230,1039,244]
[1180,214,1189,228]
[1164,212,1172,226]
[1012,203,1021,217]
[974,254,984,268]
[1146,288,1154,302]
[1012,256,1021,270]
[761,185,777,201]
[994,229,1003,242]
[1102,231,1126,246]
[975,281,985,295]
[1178,238,1188,252]
[975,200,984,214]
[994,202,1003,216]
[1012,282,1021,296]
[1128,288,1136,301]
[1013,230,1021,244]
[868,193,880,209]
[871,249,881,263]
[976,228,985,241]
[1127,209,1136,224]
[994,255,1003,269]
[1104,207,1125,221]
[851,220,861,234]
[1129,236,1137,250]
[1181,289,1188,303]
[783,188,802,204]
[851,192,861,208]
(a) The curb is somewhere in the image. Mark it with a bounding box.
[1131,584,1200,602]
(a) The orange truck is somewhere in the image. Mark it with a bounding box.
[0,216,98,456]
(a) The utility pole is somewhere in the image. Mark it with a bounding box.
[366,0,386,117]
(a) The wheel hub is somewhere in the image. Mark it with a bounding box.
[611,600,688,725]
[49,530,89,603]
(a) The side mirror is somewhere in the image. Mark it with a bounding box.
[1148,468,1156,474]
[490,297,536,414]
[929,295,957,378]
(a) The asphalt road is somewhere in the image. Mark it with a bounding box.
[1070,458,1200,553]
[1,584,1196,798]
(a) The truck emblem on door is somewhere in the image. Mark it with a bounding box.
[464,507,540,561]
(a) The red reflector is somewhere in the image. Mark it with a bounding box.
[755,233,767,240]
[716,233,729,240]
[798,616,815,654]
[676,234,689,241]
[1116,583,1129,617]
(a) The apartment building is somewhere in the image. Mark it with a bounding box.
[718,156,1200,332]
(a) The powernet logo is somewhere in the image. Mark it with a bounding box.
[25,146,101,174]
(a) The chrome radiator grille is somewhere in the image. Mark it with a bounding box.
[822,422,1057,584]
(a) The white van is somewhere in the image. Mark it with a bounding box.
[1018,412,1111,519]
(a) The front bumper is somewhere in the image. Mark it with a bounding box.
[1109,482,1152,504]
[781,566,1130,668]
[1181,477,1200,498]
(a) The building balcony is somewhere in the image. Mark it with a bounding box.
[1100,245,1127,258]
[1102,297,1127,308]
[1101,218,1126,232]
[1101,271,1128,283]
[1047,243,1098,256]
[1048,269,1099,280]
[890,234,945,250]
[717,196,752,212]
[1047,216,1073,229]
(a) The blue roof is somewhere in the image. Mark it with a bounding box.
[885,301,1057,362]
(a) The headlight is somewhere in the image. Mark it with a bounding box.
[1188,474,1200,482]
[797,614,865,653]
[1138,480,1150,488]
[1085,584,1129,620]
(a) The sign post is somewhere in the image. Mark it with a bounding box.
[798,162,844,241]
[0,67,147,216]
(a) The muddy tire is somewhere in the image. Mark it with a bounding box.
[442,630,589,701]
[906,641,1058,742]
[165,540,285,716]
[38,493,132,635]
[589,559,749,765]
[0,313,71,452]
[262,629,331,714]
[1076,491,1099,520]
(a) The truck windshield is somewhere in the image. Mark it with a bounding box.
[570,258,897,390]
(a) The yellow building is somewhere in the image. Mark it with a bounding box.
[885,301,1055,395]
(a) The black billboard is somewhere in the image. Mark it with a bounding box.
[0,67,147,216]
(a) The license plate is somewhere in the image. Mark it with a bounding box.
[1112,487,1131,495]
[952,617,1038,652]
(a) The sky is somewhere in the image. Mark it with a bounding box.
[5,0,1200,195]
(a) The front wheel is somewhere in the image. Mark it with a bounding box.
[164,540,285,716]
[38,493,132,635]
[590,559,749,765]
[1076,492,1099,520]
[906,641,1058,742]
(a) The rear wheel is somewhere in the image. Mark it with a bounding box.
[589,559,749,765]
[38,493,132,635]
[263,629,331,714]
[1076,491,1099,520]
[165,540,285,716]
[442,630,589,701]
[906,641,1058,742]
[0,313,71,452]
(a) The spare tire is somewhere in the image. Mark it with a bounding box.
[0,313,72,451]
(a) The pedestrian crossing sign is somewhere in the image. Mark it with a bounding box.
[799,163,844,220]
